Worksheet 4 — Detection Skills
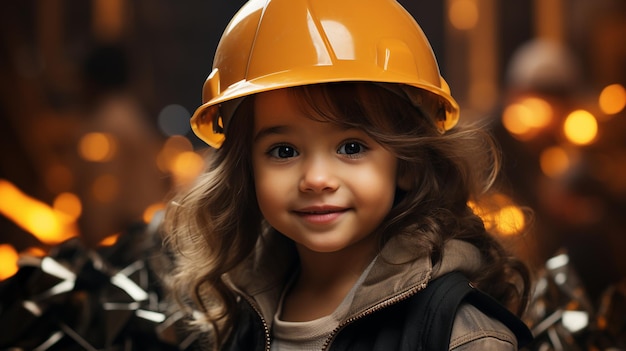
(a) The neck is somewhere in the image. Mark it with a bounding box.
[279,235,379,322]
[295,243,376,290]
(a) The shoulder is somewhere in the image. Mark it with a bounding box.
[449,303,518,350]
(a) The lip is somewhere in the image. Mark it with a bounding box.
[292,205,349,225]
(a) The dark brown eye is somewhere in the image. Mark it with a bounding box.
[338,142,363,155]
[269,145,298,158]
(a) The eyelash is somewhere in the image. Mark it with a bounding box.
[267,144,298,159]
[337,140,368,158]
[266,140,369,159]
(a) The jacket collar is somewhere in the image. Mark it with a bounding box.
[226,231,482,325]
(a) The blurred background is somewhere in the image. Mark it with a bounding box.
[0,0,625,349]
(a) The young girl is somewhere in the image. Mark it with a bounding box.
[163,0,533,350]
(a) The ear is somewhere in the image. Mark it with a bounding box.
[396,166,414,191]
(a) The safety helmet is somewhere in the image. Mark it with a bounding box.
[191,0,460,148]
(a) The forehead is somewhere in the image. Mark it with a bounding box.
[252,88,368,146]
[253,89,299,133]
[251,83,413,136]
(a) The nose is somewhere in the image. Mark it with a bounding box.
[299,156,339,193]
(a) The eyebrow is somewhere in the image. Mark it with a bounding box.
[253,125,291,143]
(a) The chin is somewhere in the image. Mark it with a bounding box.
[299,240,355,254]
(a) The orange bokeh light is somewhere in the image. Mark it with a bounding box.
[468,194,526,237]
[502,96,553,140]
[53,192,82,221]
[0,179,78,245]
[0,244,18,280]
[540,146,571,178]
[599,83,626,115]
[449,0,479,30]
[78,132,118,162]
[563,110,598,145]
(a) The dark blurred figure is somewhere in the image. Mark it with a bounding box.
[492,39,624,300]
[492,38,626,351]
[72,43,170,248]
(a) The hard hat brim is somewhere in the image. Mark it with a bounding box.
[191,69,459,148]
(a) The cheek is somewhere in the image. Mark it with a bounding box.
[253,167,286,215]
[353,162,398,208]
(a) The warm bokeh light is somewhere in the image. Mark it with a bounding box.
[0,244,19,280]
[449,0,479,30]
[468,194,526,237]
[155,112,206,186]
[521,97,553,128]
[495,205,526,236]
[91,174,119,203]
[563,110,598,145]
[0,179,78,245]
[99,233,120,247]
[157,135,194,173]
[53,192,82,221]
[22,246,47,257]
[502,96,553,140]
[143,202,165,224]
[503,103,533,137]
[540,146,571,178]
[78,132,118,162]
[599,83,626,115]
[171,151,205,185]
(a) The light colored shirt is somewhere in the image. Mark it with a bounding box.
[270,258,377,351]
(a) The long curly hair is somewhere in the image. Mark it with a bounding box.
[163,82,531,349]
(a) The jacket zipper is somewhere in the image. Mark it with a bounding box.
[320,275,431,351]
[239,293,272,351]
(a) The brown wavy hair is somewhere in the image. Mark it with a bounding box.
[163,82,531,349]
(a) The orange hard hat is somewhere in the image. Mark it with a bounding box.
[191,0,460,148]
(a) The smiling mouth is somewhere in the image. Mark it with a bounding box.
[293,206,348,215]
[296,209,342,214]
[292,207,349,224]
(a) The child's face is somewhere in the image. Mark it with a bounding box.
[251,88,399,256]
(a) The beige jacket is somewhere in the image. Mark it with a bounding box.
[226,232,521,350]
